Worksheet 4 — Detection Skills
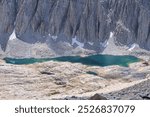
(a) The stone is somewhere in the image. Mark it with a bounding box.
[89,94,107,100]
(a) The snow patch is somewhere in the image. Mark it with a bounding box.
[128,44,139,51]
[101,32,113,48]
[88,42,94,46]
[100,40,109,48]
[9,30,17,41]
[72,36,84,48]
[109,32,114,39]
[51,36,58,40]
[48,33,58,40]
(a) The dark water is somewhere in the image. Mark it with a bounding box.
[3,54,140,67]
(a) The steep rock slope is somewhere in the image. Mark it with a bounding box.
[0,0,150,55]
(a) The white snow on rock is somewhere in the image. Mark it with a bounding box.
[48,33,51,36]
[9,30,17,40]
[100,31,114,48]
[72,36,84,48]
[128,44,139,51]
[100,31,113,48]
[100,32,113,48]
[100,40,109,48]
[88,42,94,45]
[109,32,114,39]
[51,36,58,40]
[48,33,58,41]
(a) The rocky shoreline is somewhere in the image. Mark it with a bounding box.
[0,57,150,100]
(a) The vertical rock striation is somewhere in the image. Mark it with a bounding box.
[0,0,150,54]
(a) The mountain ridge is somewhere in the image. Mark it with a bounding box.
[0,0,150,57]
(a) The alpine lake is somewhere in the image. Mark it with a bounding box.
[4,54,140,67]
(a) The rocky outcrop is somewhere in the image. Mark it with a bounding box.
[102,79,150,100]
[0,0,150,56]
[89,93,107,100]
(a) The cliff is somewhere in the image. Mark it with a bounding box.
[0,0,150,57]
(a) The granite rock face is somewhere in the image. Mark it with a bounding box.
[0,0,150,54]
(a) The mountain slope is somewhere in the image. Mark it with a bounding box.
[0,0,150,57]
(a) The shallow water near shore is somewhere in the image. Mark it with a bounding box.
[3,54,140,67]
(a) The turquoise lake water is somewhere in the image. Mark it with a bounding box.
[3,55,140,67]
